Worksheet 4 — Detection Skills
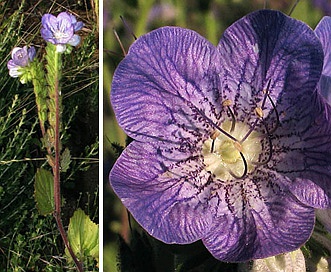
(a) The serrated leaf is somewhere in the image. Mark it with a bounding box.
[34,168,54,215]
[65,208,99,263]
[60,147,71,172]
[238,249,306,272]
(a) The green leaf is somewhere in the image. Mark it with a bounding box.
[65,208,99,263]
[60,147,71,172]
[34,168,54,215]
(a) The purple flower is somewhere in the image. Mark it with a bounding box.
[7,46,36,78]
[41,12,83,52]
[110,10,331,262]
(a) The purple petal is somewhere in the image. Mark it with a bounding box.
[270,91,331,208]
[315,17,331,103]
[57,12,72,27]
[69,14,84,31]
[67,34,81,46]
[110,141,214,243]
[203,192,314,262]
[217,10,323,124]
[218,10,331,207]
[111,27,223,144]
[315,16,331,77]
[7,59,18,70]
[40,28,55,43]
[319,74,331,103]
[41,14,56,29]
[290,178,331,208]
[10,46,30,67]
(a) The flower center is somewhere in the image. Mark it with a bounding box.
[202,121,263,180]
[54,30,71,41]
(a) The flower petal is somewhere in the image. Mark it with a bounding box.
[315,17,331,103]
[217,10,323,123]
[202,190,314,262]
[315,16,331,77]
[290,178,331,208]
[68,34,81,46]
[110,141,214,243]
[111,27,223,143]
[270,90,331,208]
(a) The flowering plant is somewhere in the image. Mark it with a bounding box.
[7,46,36,83]
[6,11,97,271]
[110,9,331,263]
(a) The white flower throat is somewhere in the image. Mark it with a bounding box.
[202,120,263,180]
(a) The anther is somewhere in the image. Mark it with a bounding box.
[222,99,232,107]
[233,141,243,152]
[210,131,220,152]
[211,130,220,140]
[241,80,272,143]
[255,107,264,118]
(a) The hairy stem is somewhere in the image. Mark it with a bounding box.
[51,49,83,272]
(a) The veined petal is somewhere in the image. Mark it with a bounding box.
[315,17,331,103]
[110,141,214,243]
[217,10,323,123]
[269,90,331,208]
[315,16,331,77]
[111,27,223,143]
[203,192,314,262]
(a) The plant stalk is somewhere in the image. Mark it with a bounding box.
[52,50,83,272]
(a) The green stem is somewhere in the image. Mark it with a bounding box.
[53,50,61,218]
[48,47,83,272]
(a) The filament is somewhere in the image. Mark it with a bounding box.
[210,139,215,153]
[194,106,239,142]
[240,80,271,143]
[228,151,248,179]
[266,92,280,134]
[227,107,236,133]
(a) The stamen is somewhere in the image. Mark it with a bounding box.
[210,139,215,153]
[240,80,271,143]
[222,99,236,132]
[227,107,236,132]
[255,107,263,118]
[194,106,239,142]
[210,130,219,152]
[228,151,248,179]
[211,130,220,139]
[222,99,232,107]
[233,141,243,152]
[266,93,280,134]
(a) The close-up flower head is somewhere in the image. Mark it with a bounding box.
[109,9,331,262]
[41,11,83,52]
[7,45,36,81]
